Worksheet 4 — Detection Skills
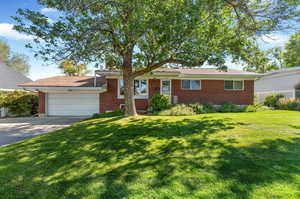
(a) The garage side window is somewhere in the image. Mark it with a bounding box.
[224,80,244,90]
[118,79,148,98]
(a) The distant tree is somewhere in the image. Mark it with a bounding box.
[283,31,300,67]
[13,0,300,116]
[242,45,279,73]
[0,40,30,75]
[0,40,10,63]
[59,59,89,76]
[266,47,285,69]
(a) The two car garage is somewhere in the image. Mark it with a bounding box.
[20,76,107,116]
[47,93,100,116]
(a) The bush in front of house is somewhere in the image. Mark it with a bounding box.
[264,93,284,108]
[277,98,300,111]
[0,90,38,116]
[187,103,206,114]
[217,102,243,113]
[158,104,196,116]
[150,94,171,112]
[244,104,272,112]
[187,103,217,114]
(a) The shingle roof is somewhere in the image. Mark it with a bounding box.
[153,68,259,75]
[0,62,31,90]
[20,76,107,87]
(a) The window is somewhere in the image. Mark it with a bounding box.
[181,80,201,90]
[224,80,244,90]
[118,79,148,98]
[296,90,300,98]
[161,80,171,95]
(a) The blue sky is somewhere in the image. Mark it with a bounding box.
[0,0,293,80]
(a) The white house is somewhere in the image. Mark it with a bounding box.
[255,67,300,101]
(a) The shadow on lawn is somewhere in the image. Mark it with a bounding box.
[0,114,299,199]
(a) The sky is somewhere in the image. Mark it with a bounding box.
[0,0,293,80]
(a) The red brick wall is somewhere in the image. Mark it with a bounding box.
[100,79,161,113]
[38,91,46,114]
[172,80,254,105]
[99,79,254,113]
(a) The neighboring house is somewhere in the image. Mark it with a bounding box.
[0,62,31,117]
[255,67,300,101]
[20,68,261,116]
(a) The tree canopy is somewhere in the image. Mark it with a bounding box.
[283,31,300,67]
[0,40,30,75]
[13,0,300,115]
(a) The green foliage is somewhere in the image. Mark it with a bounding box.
[187,103,206,114]
[244,104,272,112]
[187,103,217,114]
[59,59,89,76]
[277,98,300,111]
[0,91,38,116]
[149,94,171,112]
[203,103,217,113]
[283,31,300,68]
[218,102,243,113]
[158,104,196,116]
[13,0,300,71]
[0,40,10,63]
[264,93,284,108]
[0,40,30,75]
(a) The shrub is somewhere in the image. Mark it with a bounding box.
[244,104,271,112]
[203,103,217,113]
[158,104,196,116]
[218,102,243,113]
[264,93,284,108]
[149,94,171,112]
[277,98,300,111]
[0,90,38,116]
[187,103,217,114]
[187,103,206,114]
[244,105,257,112]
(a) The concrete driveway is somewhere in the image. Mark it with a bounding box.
[0,117,86,146]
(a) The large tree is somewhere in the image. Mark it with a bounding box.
[0,40,30,75]
[13,0,299,116]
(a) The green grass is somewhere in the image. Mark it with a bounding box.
[0,111,300,199]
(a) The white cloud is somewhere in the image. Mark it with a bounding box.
[0,23,33,40]
[41,7,58,13]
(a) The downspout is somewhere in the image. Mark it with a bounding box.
[94,71,97,87]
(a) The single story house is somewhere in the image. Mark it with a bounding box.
[20,68,261,116]
[0,62,32,117]
[255,67,300,101]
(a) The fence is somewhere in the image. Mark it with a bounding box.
[255,89,295,102]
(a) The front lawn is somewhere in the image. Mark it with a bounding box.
[0,111,300,199]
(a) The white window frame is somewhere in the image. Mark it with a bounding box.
[224,80,244,91]
[160,80,172,96]
[181,79,201,90]
[118,79,148,99]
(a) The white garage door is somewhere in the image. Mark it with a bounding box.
[48,93,99,116]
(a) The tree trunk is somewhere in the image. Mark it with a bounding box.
[123,73,138,116]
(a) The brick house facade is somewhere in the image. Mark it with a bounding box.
[21,68,260,116]
[99,78,254,113]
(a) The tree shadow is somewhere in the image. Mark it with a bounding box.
[0,114,299,199]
